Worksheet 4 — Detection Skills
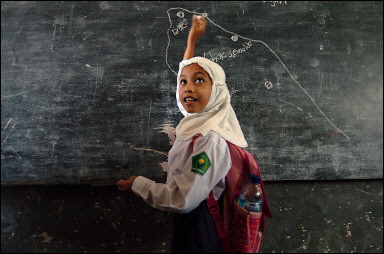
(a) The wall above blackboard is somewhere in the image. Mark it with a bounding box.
[1,1,382,185]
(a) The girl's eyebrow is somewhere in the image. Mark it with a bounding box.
[180,72,207,78]
[193,72,206,76]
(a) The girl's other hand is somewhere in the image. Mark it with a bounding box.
[116,176,138,192]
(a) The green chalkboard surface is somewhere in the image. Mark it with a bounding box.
[1,1,382,185]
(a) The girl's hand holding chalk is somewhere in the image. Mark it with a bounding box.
[188,14,207,42]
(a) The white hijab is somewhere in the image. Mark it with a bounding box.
[175,57,248,148]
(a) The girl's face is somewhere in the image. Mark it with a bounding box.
[179,64,212,114]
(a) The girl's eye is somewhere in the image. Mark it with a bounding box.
[180,80,187,85]
[196,78,204,83]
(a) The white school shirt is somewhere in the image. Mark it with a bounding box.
[131,131,232,213]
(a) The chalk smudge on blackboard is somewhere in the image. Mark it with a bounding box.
[155,122,176,145]
[50,14,66,53]
[127,120,176,173]
[154,122,176,172]
[91,49,101,106]
[166,7,350,141]
[127,143,168,156]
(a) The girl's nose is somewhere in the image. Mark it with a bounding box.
[184,82,194,92]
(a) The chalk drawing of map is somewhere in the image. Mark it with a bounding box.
[165,7,350,142]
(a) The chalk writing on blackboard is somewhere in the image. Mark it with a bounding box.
[205,41,253,61]
[263,1,288,7]
[265,81,273,90]
[165,7,351,141]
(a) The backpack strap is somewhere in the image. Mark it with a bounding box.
[206,192,229,252]
[190,134,200,152]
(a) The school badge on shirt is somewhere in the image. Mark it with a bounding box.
[191,152,211,176]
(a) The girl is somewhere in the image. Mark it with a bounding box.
[117,14,248,252]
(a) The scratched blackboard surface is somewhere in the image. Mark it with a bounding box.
[1,1,382,185]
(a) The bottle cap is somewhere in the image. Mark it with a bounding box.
[249,174,261,184]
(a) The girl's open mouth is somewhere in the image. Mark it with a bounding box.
[184,97,197,104]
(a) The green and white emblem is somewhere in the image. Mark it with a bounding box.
[191,152,211,176]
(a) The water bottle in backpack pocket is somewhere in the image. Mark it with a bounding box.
[237,174,263,213]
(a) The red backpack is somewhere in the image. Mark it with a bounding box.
[192,135,272,253]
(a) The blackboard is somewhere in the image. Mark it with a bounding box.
[1,1,382,185]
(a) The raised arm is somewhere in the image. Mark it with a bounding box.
[183,14,207,60]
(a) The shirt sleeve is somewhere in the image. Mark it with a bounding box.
[131,133,231,213]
